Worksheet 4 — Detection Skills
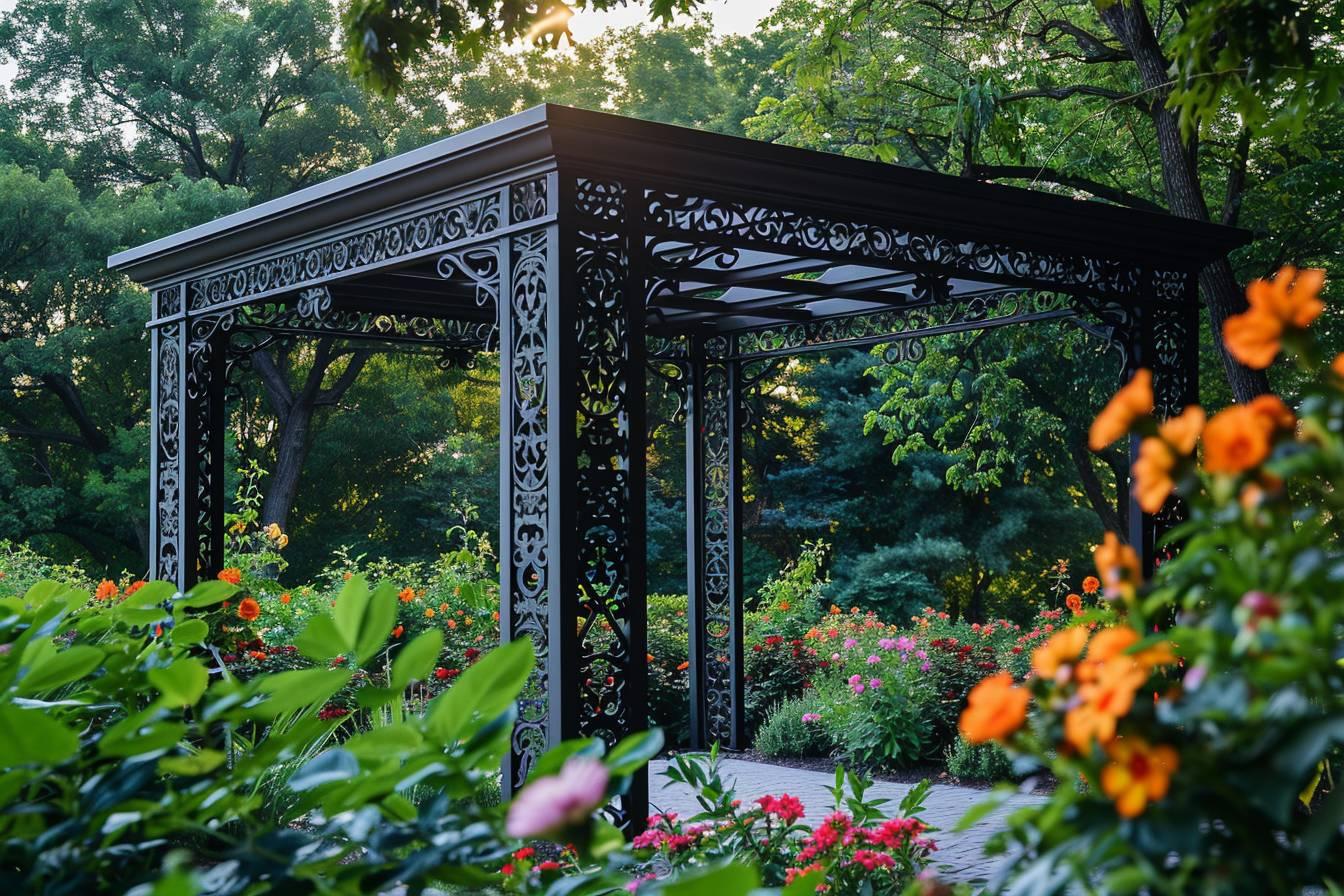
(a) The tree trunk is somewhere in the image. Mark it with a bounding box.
[251,341,371,532]
[1098,1,1269,402]
[1067,432,1125,535]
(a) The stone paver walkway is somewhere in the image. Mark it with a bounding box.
[648,758,1045,884]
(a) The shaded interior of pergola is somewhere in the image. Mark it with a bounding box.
[110,104,1248,830]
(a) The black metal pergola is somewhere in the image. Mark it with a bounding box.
[109,104,1248,826]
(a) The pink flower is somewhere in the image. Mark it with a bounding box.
[920,661,931,672]
[505,757,609,839]
[853,683,865,694]
[801,712,822,724]
[866,654,880,665]
[897,636,916,652]
[843,638,858,649]
[831,652,841,661]
[869,678,881,689]
[878,638,896,651]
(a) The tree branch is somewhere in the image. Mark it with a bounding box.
[967,164,1166,212]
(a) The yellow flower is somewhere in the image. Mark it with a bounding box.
[1089,369,1153,450]
[1101,737,1179,818]
[265,522,282,541]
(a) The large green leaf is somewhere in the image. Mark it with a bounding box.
[174,580,235,609]
[332,575,371,649]
[246,667,352,718]
[148,659,209,706]
[604,729,664,777]
[0,705,79,765]
[655,862,759,896]
[294,613,348,661]
[392,629,443,690]
[425,638,534,744]
[18,644,102,695]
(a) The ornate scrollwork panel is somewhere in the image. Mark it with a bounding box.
[510,177,548,223]
[644,190,1145,298]
[152,322,184,584]
[183,190,503,312]
[504,229,552,792]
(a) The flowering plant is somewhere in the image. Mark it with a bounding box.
[629,747,936,893]
[955,266,1344,894]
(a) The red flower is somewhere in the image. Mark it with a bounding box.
[237,597,261,622]
[94,580,119,601]
[217,567,242,585]
[537,860,562,872]
[465,647,481,662]
[125,580,147,595]
[435,667,450,680]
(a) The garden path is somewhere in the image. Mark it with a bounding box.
[647,758,1046,886]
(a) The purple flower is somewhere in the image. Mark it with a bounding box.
[866,654,880,665]
[897,636,916,652]
[801,712,822,724]
[505,757,610,839]
[869,678,881,689]
[878,638,896,651]
[919,661,931,672]
[843,638,858,649]
[853,683,865,694]
[916,649,928,660]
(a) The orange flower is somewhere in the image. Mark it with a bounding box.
[126,580,147,595]
[399,587,415,603]
[447,618,458,629]
[1247,394,1295,434]
[1081,576,1100,595]
[1032,625,1089,680]
[647,653,655,663]
[1333,353,1344,377]
[392,625,404,638]
[237,597,261,622]
[1101,738,1179,818]
[676,661,689,672]
[279,592,291,604]
[95,579,119,601]
[959,672,1030,744]
[1093,532,1141,597]
[1133,437,1177,514]
[1158,405,1205,454]
[1075,627,1139,684]
[1203,404,1272,473]
[1066,593,1082,614]
[1088,369,1153,450]
[1223,266,1325,368]
[217,568,242,586]
[425,608,435,618]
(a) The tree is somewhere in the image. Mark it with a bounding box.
[747,0,1342,403]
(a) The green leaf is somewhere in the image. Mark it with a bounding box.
[290,748,360,791]
[294,613,348,661]
[392,629,442,689]
[332,575,371,649]
[120,581,176,609]
[604,729,664,776]
[24,580,70,607]
[588,816,625,858]
[19,645,102,694]
[425,638,534,744]
[781,869,825,896]
[159,749,226,776]
[247,667,352,718]
[174,580,235,609]
[149,659,209,706]
[0,705,79,765]
[655,862,759,896]
[353,583,398,663]
[171,618,209,645]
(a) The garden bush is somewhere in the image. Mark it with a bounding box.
[755,696,834,759]
[955,265,1344,894]
[944,736,1013,783]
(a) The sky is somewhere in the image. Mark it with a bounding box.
[0,0,779,86]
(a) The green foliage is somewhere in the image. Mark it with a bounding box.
[944,736,1012,783]
[755,697,834,759]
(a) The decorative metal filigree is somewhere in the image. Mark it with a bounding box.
[155,285,182,318]
[296,286,332,319]
[505,229,552,792]
[510,177,548,223]
[575,178,626,223]
[644,190,1145,298]
[184,191,502,311]
[436,246,502,309]
[152,322,183,584]
[732,289,1073,359]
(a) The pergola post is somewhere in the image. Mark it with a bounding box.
[497,174,649,827]
[1125,269,1201,572]
[148,285,229,590]
[686,334,745,751]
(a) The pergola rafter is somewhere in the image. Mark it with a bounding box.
[110,104,1249,831]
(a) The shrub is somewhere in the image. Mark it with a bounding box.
[646,593,691,743]
[944,736,1013,783]
[755,697,834,758]
[952,265,1344,894]
[835,681,929,770]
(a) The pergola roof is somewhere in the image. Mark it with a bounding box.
[110,104,1249,337]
